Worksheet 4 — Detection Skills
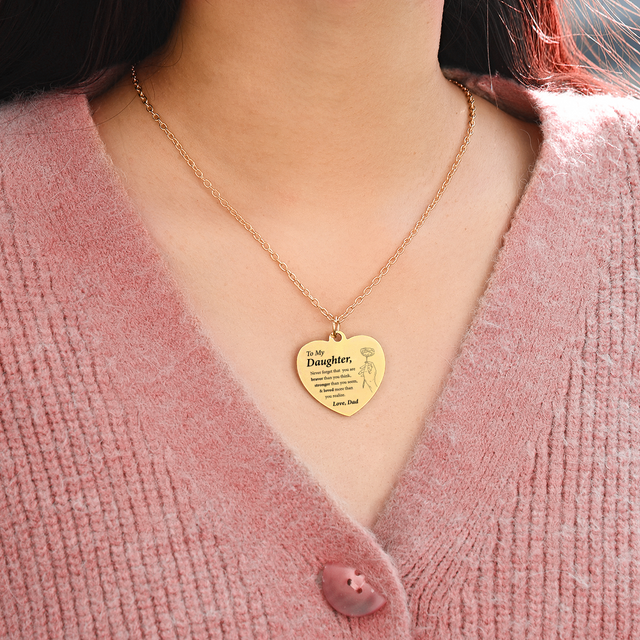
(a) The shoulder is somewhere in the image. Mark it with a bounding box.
[0,90,92,136]
[0,91,132,309]
[532,88,640,168]
[0,92,102,200]
[531,89,640,189]
[523,88,640,249]
[0,92,120,238]
[0,91,93,157]
[445,71,640,195]
[455,74,640,296]
[446,69,640,144]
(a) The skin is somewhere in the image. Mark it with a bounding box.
[91,0,541,528]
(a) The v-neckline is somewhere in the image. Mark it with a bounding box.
[47,84,593,594]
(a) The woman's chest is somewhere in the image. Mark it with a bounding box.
[133,192,515,527]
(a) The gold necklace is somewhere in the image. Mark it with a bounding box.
[131,66,476,416]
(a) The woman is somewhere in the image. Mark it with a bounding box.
[0,0,639,637]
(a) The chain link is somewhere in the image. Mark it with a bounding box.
[131,66,476,326]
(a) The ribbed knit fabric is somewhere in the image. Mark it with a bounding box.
[0,79,639,639]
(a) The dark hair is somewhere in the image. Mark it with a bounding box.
[0,0,181,101]
[440,0,608,92]
[0,0,635,102]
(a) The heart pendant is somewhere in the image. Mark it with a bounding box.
[296,332,385,416]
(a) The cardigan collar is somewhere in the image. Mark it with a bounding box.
[7,77,612,629]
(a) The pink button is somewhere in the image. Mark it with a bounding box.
[321,564,387,617]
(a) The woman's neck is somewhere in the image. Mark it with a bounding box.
[132,0,467,220]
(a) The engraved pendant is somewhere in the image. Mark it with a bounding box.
[296,332,385,416]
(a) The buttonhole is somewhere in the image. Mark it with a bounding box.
[347,578,363,594]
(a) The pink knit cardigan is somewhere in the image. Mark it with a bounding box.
[0,79,639,639]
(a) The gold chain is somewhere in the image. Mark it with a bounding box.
[131,66,476,329]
